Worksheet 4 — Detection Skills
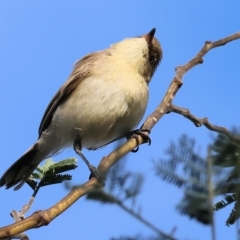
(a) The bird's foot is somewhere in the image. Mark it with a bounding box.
[128,128,151,153]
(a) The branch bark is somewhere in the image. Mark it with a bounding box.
[0,31,240,239]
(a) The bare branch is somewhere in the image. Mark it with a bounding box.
[170,104,240,145]
[175,32,240,79]
[0,32,239,239]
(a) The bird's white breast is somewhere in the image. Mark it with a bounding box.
[51,71,149,150]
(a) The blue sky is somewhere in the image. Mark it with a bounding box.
[0,1,240,239]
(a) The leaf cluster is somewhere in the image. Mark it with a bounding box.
[26,158,77,196]
[154,129,240,226]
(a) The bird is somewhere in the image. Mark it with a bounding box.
[0,28,162,190]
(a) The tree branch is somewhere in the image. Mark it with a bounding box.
[170,104,240,145]
[0,32,240,239]
[175,32,240,79]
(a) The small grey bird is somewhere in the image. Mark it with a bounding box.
[0,28,162,190]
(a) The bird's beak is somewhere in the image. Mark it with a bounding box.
[143,28,156,45]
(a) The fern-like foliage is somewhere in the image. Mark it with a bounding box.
[153,134,232,225]
[26,158,77,193]
[211,128,240,225]
[176,189,213,224]
[213,127,240,168]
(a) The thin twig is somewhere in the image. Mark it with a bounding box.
[170,104,240,145]
[175,32,240,79]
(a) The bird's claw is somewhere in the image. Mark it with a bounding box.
[129,128,151,153]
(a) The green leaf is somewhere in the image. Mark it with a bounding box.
[44,159,77,176]
[30,172,42,180]
[40,174,72,187]
[26,158,78,191]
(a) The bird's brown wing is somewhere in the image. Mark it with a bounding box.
[38,54,95,136]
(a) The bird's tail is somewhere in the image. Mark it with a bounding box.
[0,141,49,190]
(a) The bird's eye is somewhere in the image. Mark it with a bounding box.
[149,55,155,63]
